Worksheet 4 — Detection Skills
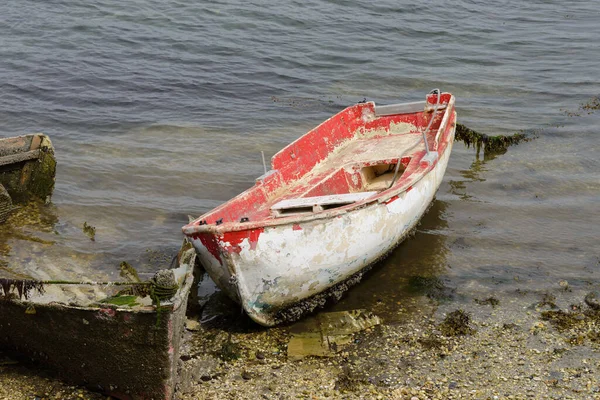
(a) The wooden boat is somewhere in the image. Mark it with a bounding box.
[0,240,198,400]
[0,133,56,221]
[182,91,456,326]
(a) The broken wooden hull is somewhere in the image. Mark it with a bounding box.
[0,244,197,400]
[0,133,56,222]
[183,92,456,326]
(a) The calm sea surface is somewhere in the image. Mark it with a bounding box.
[0,1,599,315]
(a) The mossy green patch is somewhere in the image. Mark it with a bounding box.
[540,310,589,331]
[28,147,56,202]
[99,295,139,307]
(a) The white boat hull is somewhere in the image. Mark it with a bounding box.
[189,132,454,326]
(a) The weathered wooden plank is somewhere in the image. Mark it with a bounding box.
[0,135,32,157]
[0,149,40,167]
[0,134,56,203]
[272,191,377,211]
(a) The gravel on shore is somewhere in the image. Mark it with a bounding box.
[1,286,599,400]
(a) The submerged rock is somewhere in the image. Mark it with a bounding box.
[584,292,600,311]
[474,296,500,308]
[287,309,381,360]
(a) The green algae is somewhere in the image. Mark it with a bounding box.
[0,169,25,203]
[28,145,56,202]
[539,295,600,346]
[83,222,96,241]
[334,367,366,393]
[0,185,15,223]
[455,123,535,157]
[0,135,57,204]
[151,270,179,302]
[417,335,444,350]
[540,310,586,331]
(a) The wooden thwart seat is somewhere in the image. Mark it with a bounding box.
[271,191,378,217]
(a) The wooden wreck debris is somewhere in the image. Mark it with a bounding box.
[0,242,197,400]
[287,309,382,360]
[0,184,14,223]
[0,134,56,222]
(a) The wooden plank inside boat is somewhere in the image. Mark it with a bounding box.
[271,191,378,217]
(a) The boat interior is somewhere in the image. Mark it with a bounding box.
[188,93,452,228]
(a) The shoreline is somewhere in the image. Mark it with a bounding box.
[2,283,599,399]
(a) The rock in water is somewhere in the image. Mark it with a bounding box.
[585,292,600,310]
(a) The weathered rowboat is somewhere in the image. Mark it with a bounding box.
[182,91,456,326]
[0,133,56,222]
[0,240,197,400]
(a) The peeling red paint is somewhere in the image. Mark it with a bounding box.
[183,93,455,238]
[384,195,399,204]
[197,233,222,263]
[223,228,265,254]
[181,92,457,327]
[96,308,116,319]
